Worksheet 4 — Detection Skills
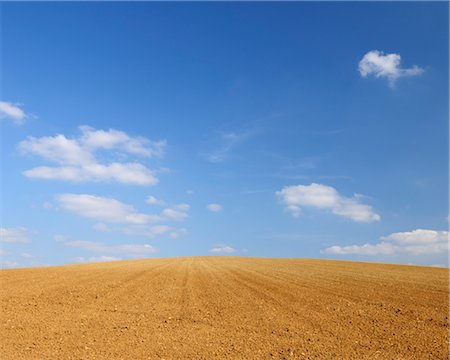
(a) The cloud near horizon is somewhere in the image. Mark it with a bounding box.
[55,234,158,258]
[19,125,166,185]
[0,227,32,243]
[74,255,122,263]
[358,50,424,87]
[323,229,449,256]
[276,183,380,222]
[209,245,236,254]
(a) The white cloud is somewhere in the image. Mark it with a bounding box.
[145,195,167,207]
[0,249,9,256]
[323,229,449,256]
[57,194,189,238]
[323,243,395,256]
[381,229,449,255]
[0,260,19,268]
[19,126,165,185]
[276,183,380,222]
[56,194,161,224]
[58,235,158,256]
[23,163,158,185]
[0,227,31,243]
[162,203,190,221]
[79,126,166,157]
[121,224,172,238]
[0,101,27,125]
[358,50,424,87]
[209,245,236,254]
[74,255,121,263]
[207,203,223,212]
[20,252,34,258]
[146,197,190,221]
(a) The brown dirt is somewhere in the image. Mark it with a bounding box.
[1,257,448,359]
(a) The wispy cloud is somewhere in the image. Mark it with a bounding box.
[0,260,19,268]
[162,203,190,221]
[276,183,380,222]
[19,126,166,185]
[207,203,223,212]
[203,123,260,164]
[359,50,424,87]
[0,101,28,125]
[0,227,32,243]
[203,132,247,163]
[209,245,236,254]
[74,256,121,263]
[57,234,158,257]
[145,195,167,207]
[121,224,173,238]
[323,229,449,256]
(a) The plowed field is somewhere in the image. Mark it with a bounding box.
[1,257,448,359]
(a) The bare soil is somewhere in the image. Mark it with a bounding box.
[1,257,448,359]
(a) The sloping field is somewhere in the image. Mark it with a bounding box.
[1,257,448,359]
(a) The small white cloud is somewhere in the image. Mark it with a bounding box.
[209,245,236,254]
[323,229,449,256]
[0,227,31,243]
[20,252,34,258]
[276,183,379,222]
[121,225,172,238]
[0,101,27,125]
[18,126,165,185]
[0,249,9,256]
[145,195,167,207]
[74,255,121,263]
[358,50,424,87]
[58,235,158,257]
[207,203,223,212]
[56,194,161,225]
[146,197,189,221]
[79,125,166,158]
[0,260,19,268]
[161,203,190,221]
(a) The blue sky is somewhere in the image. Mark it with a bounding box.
[1,2,448,268]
